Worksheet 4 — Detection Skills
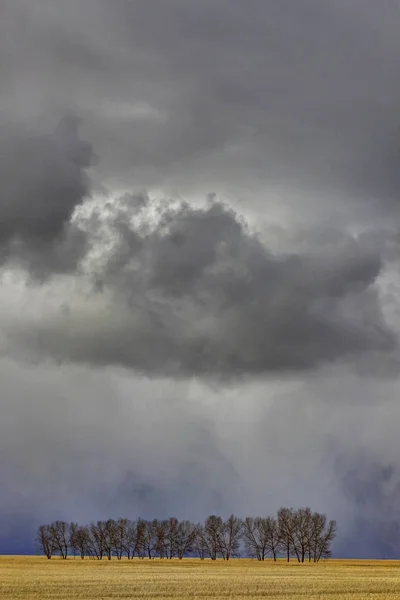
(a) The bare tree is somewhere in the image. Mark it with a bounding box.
[310,513,336,562]
[154,519,168,558]
[135,519,147,559]
[292,508,313,563]
[113,518,130,560]
[36,525,54,559]
[277,508,296,562]
[243,518,264,561]
[124,519,138,559]
[69,522,79,558]
[35,509,337,562]
[142,520,157,559]
[243,517,278,561]
[102,519,117,560]
[165,517,179,559]
[175,520,196,559]
[193,524,209,560]
[49,521,69,559]
[69,523,90,559]
[219,514,242,560]
[202,515,223,560]
[262,516,280,561]
[88,521,107,560]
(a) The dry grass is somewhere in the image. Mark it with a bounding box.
[1,556,400,599]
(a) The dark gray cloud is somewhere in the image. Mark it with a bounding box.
[2,0,400,225]
[0,115,95,276]
[336,454,400,558]
[3,195,395,377]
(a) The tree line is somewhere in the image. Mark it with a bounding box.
[36,507,336,562]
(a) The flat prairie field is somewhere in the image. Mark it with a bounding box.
[1,556,400,600]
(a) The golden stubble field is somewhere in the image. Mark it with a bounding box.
[1,556,400,600]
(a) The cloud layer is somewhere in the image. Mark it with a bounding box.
[3,193,395,377]
[2,0,400,557]
[3,1,400,221]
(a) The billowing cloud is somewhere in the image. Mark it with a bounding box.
[3,194,395,377]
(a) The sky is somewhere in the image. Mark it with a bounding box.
[2,0,400,557]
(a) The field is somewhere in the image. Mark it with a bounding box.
[1,556,400,599]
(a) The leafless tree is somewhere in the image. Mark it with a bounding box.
[310,513,337,562]
[69,523,90,559]
[69,522,79,558]
[88,521,107,560]
[142,520,157,559]
[49,521,69,559]
[154,519,168,558]
[292,508,313,563]
[262,516,280,561]
[134,518,147,559]
[36,509,337,562]
[102,519,117,560]
[243,517,278,561]
[36,525,54,559]
[175,520,196,559]
[243,518,264,561]
[193,523,209,560]
[277,508,297,562]
[277,508,337,563]
[219,514,242,560]
[165,517,179,559]
[123,519,138,559]
[202,515,224,560]
[113,518,130,559]
[193,524,209,560]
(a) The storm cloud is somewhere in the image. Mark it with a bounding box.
[3,194,395,377]
[0,115,95,276]
[2,0,400,557]
[3,0,400,223]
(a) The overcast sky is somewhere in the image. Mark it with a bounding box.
[2,0,400,557]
